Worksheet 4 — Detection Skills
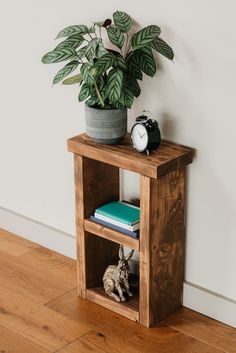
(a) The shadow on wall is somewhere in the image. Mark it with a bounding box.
[161,113,177,140]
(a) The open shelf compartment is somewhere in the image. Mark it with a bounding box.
[86,275,139,322]
[84,230,140,322]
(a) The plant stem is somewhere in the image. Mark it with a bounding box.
[125,40,132,58]
[125,33,129,57]
[94,81,104,107]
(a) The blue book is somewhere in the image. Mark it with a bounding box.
[95,201,140,226]
[90,216,139,239]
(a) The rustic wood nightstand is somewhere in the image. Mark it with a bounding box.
[68,133,194,327]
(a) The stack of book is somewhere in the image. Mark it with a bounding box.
[90,201,140,238]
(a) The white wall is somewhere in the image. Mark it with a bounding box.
[1,0,236,318]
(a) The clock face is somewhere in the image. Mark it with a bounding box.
[131,123,148,152]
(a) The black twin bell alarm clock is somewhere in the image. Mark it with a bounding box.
[130,111,161,155]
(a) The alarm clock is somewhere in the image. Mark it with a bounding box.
[130,111,161,155]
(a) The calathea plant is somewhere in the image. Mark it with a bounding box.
[41,11,174,110]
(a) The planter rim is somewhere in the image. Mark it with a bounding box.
[85,103,127,112]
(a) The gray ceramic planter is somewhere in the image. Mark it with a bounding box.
[85,104,127,144]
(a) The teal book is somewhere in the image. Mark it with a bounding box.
[95,201,140,226]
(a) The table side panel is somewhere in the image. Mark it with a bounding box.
[150,168,186,325]
[74,156,120,293]
[74,155,86,298]
[139,176,152,327]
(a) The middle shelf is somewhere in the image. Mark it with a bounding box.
[84,219,140,251]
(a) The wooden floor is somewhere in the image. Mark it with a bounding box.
[0,229,235,353]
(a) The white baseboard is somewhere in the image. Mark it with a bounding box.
[0,207,76,259]
[183,281,236,327]
[0,206,235,328]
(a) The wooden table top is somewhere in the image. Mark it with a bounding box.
[67,133,194,178]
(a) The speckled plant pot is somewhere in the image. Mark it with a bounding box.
[85,104,127,144]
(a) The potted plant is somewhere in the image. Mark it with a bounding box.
[42,11,174,144]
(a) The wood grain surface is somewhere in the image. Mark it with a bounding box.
[70,134,193,325]
[68,133,194,178]
[0,229,235,353]
[150,168,186,324]
[48,289,231,353]
[84,219,139,251]
[74,155,120,295]
[0,324,50,353]
[74,328,225,353]
[86,286,139,322]
[0,250,72,304]
[0,228,38,256]
[164,307,236,353]
[139,168,186,326]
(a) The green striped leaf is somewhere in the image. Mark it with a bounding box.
[113,101,125,109]
[78,83,91,101]
[76,46,87,59]
[113,11,132,33]
[85,38,101,60]
[56,25,88,39]
[86,96,99,107]
[91,53,115,77]
[124,74,140,97]
[132,46,156,77]
[96,41,109,59]
[127,54,143,80]
[100,86,108,101]
[62,73,83,85]
[96,76,104,90]
[107,68,123,103]
[53,60,79,84]
[119,84,134,108]
[131,25,161,50]
[81,61,94,85]
[107,26,125,49]
[150,37,174,60]
[41,48,77,64]
[55,33,84,50]
[115,54,127,71]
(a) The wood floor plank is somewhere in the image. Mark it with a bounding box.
[78,328,225,353]
[164,307,236,353]
[56,338,110,353]
[0,324,50,353]
[0,228,38,256]
[47,290,225,353]
[0,286,91,352]
[0,250,75,304]
[18,246,77,289]
[46,288,134,333]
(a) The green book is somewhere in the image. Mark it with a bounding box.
[95,201,140,226]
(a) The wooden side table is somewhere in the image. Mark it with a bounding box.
[68,133,194,327]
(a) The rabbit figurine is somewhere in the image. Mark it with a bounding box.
[103,245,134,302]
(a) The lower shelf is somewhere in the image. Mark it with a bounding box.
[86,278,139,322]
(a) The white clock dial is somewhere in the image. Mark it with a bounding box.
[131,124,148,152]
